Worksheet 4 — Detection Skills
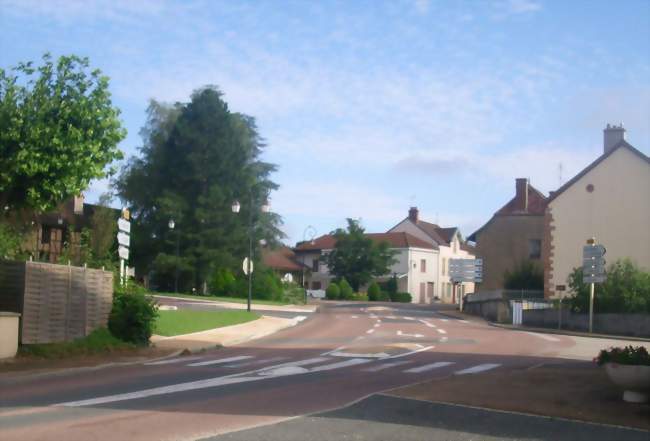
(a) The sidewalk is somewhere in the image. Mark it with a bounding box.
[153,294,317,313]
[150,314,307,351]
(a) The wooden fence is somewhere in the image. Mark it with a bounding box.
[0,260,113,344]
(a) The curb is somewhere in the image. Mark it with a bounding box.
[152,295,317,313]
[487,322,650,342]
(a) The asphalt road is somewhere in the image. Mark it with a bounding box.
[0,302,645,441]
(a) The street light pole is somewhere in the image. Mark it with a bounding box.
[168,219,179,293]
[301,225,316,304]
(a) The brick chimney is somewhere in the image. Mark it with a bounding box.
[515,178,528,212]
[603,123,626,154]
[408,207,419,223]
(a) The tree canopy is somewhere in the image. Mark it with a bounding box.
[115,86,283,292]
[326,219,396,291]
[0,53,126,212]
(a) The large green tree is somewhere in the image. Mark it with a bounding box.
[326,219,396,291]
[0,54,126,212]
[115,86,283,292]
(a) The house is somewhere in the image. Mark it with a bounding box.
[467,178,547,291]
[261,245,306,283]
[293,232,440,303]
[387,207,476,303]
[543,124,650,298]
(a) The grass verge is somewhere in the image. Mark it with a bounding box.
[154,310,260,337]
[18,328,134,359]
[153,292,294,306]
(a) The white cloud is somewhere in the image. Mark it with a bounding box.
[414,0,431,15]
[492,0,542,19]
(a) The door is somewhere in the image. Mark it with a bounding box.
[427,282,434,303]
[419,283,426,303]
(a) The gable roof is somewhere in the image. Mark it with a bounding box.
[261,246,306,272]
[294,231,436,251]
[467,183,547,242]
[546,140,650,204]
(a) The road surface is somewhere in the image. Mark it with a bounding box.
[0,302,645,441]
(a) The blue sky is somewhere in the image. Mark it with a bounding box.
[2,0,649,244]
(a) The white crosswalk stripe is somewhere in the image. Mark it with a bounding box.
[187,355,254,367]
[309,358,372,372]
[404,361,455,373]
[144,356,203,366]
[361,361,411,372]
[224,356,289,368]
[454,363,500,375]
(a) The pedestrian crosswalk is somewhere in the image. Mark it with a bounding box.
[145,354,501,376]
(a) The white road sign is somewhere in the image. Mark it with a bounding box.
[117,218,131,233]
[118,246,129,260]
[117,232,130,247]
[242,257,254,275]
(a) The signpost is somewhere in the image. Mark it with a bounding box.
[449,258,483,310]
[242,257,254,276]
[117,209,131,286]
[582,239,606,333]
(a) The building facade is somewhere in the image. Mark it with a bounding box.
[467,178,547,291]
[543,125,650,298]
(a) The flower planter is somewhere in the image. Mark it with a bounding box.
[604,363,650,403]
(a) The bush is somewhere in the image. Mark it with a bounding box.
[386,275,398,296]
[569,259,650,313]
[326,282,340,300]
[19,328,132,358]
[352,293,369,301]
[235,268,283,301]
[108,284,159,346]
[282,282,306,304]
[209,268,238,296]
[339,278,354,300]
[390,292,412,303]
[503,260,543,290]
[367,281,381,301]
[595,346,650,366]
[0,223,25,260]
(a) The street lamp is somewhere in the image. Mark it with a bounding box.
[301,225,317,303]
[168,219,179,293]
[231,195,270,312]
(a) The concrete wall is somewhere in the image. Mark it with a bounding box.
[463,298,511,323]
[473,215,544,291]
[546,147,650,297]
[523,309,650,338]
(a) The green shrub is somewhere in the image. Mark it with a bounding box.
[595,346,650,366]
[282,282,306,304]
[339,278,354,300]
[326,282,341,300]
[352,293,369,301]
[503,260,543,290]
[367,281,381,301]
[390,292,412,303]
[569,259,650,313]
[209,268,238,296]
[109,284,159,346]
[0,223,25,260]
[19,328,132,358]
[235,268,283,301]
[386,275,398,296]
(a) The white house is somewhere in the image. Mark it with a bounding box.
[543,124,650,298]
[387,207,476,304]
[294,232,440,304]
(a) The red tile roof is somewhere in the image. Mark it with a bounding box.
[494,184,547,216]
[294,232,436,251]
[261,246,305,272]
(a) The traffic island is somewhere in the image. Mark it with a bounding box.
[387,361,650,430]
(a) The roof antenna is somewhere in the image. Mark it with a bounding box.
[435,212,439,225]
[558,162,564,186]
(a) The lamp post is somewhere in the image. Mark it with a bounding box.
[168,219,180,293]
[232,196,270,313]
[301,225,317,303]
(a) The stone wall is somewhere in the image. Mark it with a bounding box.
[523,309,650,338]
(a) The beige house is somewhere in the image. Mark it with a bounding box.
[388,207,476,303]
[293,232,440,304]
[468,178,547,291]
[543,124,650,298]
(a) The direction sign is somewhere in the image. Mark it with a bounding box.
[242,257,254,275]
[118,246,129,260]
[117,218,131,233]
[117,232,130,247]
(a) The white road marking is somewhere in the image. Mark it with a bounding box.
[397,330,424,338]
[402,316,415,320]
[419,319,436,328]
[436,329,447,335]
[455,363,501,375]
[260,357,329,370]
[458,320,469,324]
[144,356,204,366]
[440,319,449,322]
[187,355,254,367]
[376,319,382,323]
[351,315,359,319]
[362,361,411,372]
[224,356,288,368]
[523,332,561,342]
[373,323,380,328]
[330,351,390,358]
[309,358,372,372]
[385,345,434,359]
[405,361,455,373]
[386,316,397,319]
[367,329,375,334]
[440,336,448,342]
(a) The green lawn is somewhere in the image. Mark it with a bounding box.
[153,292,291,306]
[154,310,260,337]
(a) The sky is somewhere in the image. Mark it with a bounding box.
[1,0,649,245]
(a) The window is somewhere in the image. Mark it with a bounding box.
[41,225,52,244]
[312,258,319,272]
[312,281,321,290]
[442,258,446,275]
[420,259,426,273]
[529,239,541,259]
[453,239,457,253]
